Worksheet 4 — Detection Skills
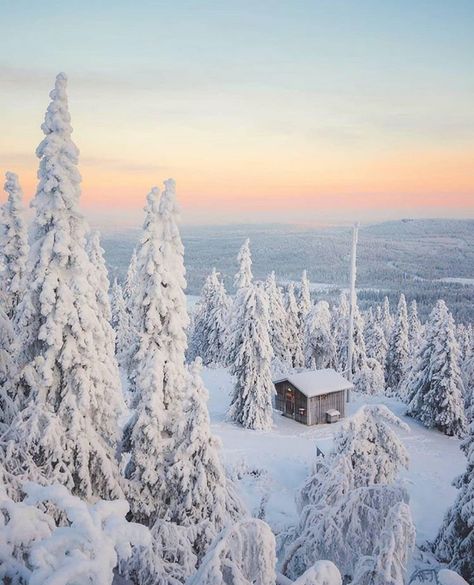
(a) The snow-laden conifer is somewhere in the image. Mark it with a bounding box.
[189,268,231,366]
[282,406,412,581]
[0,172,28,318]
[297,270,312,324]
[333,292,349,373]
[304,300,336,369]
[110,278,135,370]
[86,230,116,358]
[228,283,275,431]
[123,248,138,314]
[187,518,277,585]
[457,323,472,362]
[385,294,410,395]
[365,314,388,367]
[350,302,367,377]
[408,299,423,356]
[433,404,474,582]
[265,272,291,368]
[381,296,395,340]
[0,307,18,431]
[165,358,245,555]
[234,238,253,290]
[406,300,466,436]
[285,282,304,368]
[123,181,189,523]
[354,357,385,395]
[351,501,415,585]
[3,73,124,501]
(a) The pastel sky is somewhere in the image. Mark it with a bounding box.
[1,0,473,226]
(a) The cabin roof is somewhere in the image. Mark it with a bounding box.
[273,368,353,398]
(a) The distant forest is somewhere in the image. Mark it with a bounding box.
[102,219,474,324]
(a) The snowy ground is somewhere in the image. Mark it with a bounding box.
[202,367,465,562]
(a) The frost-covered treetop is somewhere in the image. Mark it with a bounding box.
[235,238,253,290]
[1,171,28,316]
[332,404,409,486]
[3,172,24,211]
[34,72,81,219]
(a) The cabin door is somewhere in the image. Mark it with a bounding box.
[285,388,295,417]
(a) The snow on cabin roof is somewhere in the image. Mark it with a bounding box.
[273,369,353,398]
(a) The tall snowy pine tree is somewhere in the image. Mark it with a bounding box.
[406,300,466,437]
[265,272,291,369]
[110,278,135,371]
[297,270,312,327]
[0,172,28,318]
[286,282,304,369]
[228,283,275,431]
[0,307,18,431]
[304,300,336,369]
[3,73,124,501]
[165,358,245,555]
[385,294,410,395]
[189,268,231,366]
[123,182,189,524]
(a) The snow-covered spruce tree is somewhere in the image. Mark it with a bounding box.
[353,357,385,395]
[285,282,304,368]
[406,300,467,437]
[123,247,139,314]
[297,269,312,326]
[228,283,275,431]
[110,278,135,370]
[265,271,291,369]
[433,405,474,582]
[385,294,410,395]
[2,73,124,501]
[86,230,116,359]
[456,323,472,365]
[365,314,388,368]
[189,268,232,366]
[304,300,336,369]
[282,405,412,581]
[350,302,368,379]
[234,238,253,290]
[462,349,474,414]
[0,172,28,318]
[123,181,189,524]
[187,518,277,585]
[332,292,349,373]
[165,358,245,556]
[351,501,416,585]
[408,299,423,356]
[0,307,18,431]
[228,238,254,367]
[380,296,395,341]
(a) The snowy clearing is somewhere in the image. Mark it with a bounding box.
[202,367,465,546]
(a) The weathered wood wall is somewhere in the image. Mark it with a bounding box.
[308,389,346,424]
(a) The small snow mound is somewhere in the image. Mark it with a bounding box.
[438,569,469,585]
[293,560,342,585]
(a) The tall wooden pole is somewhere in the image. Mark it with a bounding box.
[347,222,359,401]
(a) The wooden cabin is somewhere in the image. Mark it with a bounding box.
[273,369,353,426]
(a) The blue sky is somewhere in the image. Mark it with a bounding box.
[1,0,473,225]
